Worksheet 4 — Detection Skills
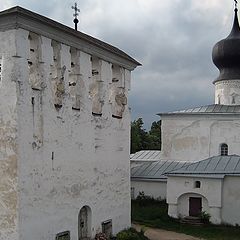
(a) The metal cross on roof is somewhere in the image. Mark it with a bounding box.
[72,2,80,31]
[235,0,238,10]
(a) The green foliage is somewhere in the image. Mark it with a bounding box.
[131,118,161,153]
[199,211,211,224]
[116,228,148,240]
[131,199,240,240]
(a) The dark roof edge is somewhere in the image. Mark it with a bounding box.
[158,112,240,116]
[0,6,141,69]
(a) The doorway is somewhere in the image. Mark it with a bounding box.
[189,197,202,216]
[79,206,91,240]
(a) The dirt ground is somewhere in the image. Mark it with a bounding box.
[132,223,204,240]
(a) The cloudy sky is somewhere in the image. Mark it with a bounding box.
[0,0,236,128]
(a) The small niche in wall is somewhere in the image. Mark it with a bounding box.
[90,56,103,116]
[0,57,2,83]
[28,33,43,90]
[194,181,201,188]
[55,231,70,240]
[69,47,81,111]
[51,40,65,110]
[102,219,112,239]
[110,64,127,119]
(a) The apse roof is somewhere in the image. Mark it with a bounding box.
[158,104,240,116]
[131,160,190,180]
[167,155,240,177]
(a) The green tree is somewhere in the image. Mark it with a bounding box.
[131,118,147,153]
[131,119,161,153]
[147,120,161,150]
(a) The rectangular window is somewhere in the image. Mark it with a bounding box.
[56,231,70,240]
[102,219,112,238]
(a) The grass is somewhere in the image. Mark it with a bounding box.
[131,199,240,240]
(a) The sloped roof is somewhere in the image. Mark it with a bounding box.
[158,104,240,116]
[130,150,161,160]
[167,155,240,176]
[131,160,190,180]
[0,6,140,70]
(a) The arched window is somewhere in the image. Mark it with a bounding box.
[220,143,228,156]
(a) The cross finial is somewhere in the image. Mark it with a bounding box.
[72,2,80,31]
[235,0,238,10]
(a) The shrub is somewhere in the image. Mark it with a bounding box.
[199,211,211,224]
[95,232,107,240]
[116,228,148,240]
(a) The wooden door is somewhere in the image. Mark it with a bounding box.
[189,197,202,216]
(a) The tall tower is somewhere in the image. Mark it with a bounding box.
[212,6,240,105]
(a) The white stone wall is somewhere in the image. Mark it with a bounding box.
[222,176,240,225]
[0,27,133,240]
[131,180,167,200]
[215,80,240,105]
[0,29,20,240]
[167,176,222,224]
[177,193,209,218]
[161,114,240,162]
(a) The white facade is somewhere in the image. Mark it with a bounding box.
[167,176,222,224]
[160,114,240,162]
[167,174,240,225]
[215,80,240,105]
[131,180,166,200]
[0,7,139,240]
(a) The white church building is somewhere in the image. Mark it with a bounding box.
[0,6,139,240]
[131,6,240,226]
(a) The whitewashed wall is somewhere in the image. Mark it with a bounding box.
[215,80,240,105]
[0,29,19,240]
[222,176,240,225]
[161,114,240,162]
[0,27,133,240]
[167,176,222,224]
[131,180,167,200]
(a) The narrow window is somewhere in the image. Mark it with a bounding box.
[220,143,228,156]
[56,231,70,240]
[0,58,2,82]
[131,187,135,199]
[194,181,201,188]
[102,220,112,239]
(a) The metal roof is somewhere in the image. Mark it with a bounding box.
[158,104,240,116]
[167,155,240,176]
[130,151,161,161]
[131,160,191,180]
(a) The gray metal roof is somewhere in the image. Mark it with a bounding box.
[130,151,161,161]
[131,160,190,180]
[167,155,240,176]
[158,104,240,116]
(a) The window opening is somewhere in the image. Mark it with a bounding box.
[220,143,228,156]
[194,181,201,188]
[102,220,112,239]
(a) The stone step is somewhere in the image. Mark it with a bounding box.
[180,216,204,226]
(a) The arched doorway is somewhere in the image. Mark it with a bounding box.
[78,206,91,240]
[177,193,209,218]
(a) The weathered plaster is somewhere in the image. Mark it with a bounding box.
[161,115,240,162]
[0,23,135,240]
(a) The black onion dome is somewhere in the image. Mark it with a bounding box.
[212,8,240,83]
